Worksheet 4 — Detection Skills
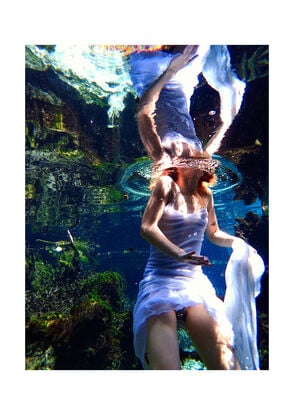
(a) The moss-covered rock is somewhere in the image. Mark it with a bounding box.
[25,252,139,370]
[25,296,139,370]
[77,271,126,312]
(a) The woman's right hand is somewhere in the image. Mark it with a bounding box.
[178,251,212,266]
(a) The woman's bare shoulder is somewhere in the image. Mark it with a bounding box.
[153,175,177,199]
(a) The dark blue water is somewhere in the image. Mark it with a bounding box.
[25,46,264,302]
[26,152,262,301]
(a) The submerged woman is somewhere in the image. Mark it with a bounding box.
[133,153,243,369]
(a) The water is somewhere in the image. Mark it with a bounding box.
[26,153,262,300]
[25,45,264,301]
[105,155,262,298]
[24,44,269,371]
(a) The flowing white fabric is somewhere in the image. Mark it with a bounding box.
[224,239,265,370]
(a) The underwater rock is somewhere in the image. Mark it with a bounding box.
[26,64,123,163]
[25,225,133,370]
[25,248,80,317]
[26,269,140,370]
[235,211,268,259]
[26,45,134,124]
[51,300,120,370]
[25,151,124,230]
[77,271,127,313]
[220,144,268,211]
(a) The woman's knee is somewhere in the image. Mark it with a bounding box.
[184,304,239,370]
[212,341,240,370]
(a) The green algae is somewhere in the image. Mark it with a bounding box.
[25,263,137,370]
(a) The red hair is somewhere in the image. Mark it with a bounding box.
[152,167,216,197]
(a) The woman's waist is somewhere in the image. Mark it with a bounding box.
[141,264,209,286]
[144,255,201,275]
[155,114,197,139]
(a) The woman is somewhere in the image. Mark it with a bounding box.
[133,152,243,369]
[132,45,264,370]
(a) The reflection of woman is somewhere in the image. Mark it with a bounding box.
[129,45,246,165]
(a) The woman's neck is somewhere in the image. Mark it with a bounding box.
[177,170,201,195]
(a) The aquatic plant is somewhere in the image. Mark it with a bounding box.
[77,271,127,311]
[233,46,268,82]
[181,359,207,370]
[178,327,196,353]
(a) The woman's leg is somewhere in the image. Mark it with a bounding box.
[146,310,181,370]
[185,304,240,370]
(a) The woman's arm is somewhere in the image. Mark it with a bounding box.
[141,175,210,265]
[136,46,199,162]
[140,176,185,258]
[205,190,240,247]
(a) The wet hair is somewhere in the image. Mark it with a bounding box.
[150,166,216,196]
[198,171,217,196]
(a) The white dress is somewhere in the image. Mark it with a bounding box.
[133,205,233,369]
[133,204,264,370]
[129,49,204,153]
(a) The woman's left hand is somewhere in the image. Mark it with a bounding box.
[168,45,199,73]
[179,251,212,266]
